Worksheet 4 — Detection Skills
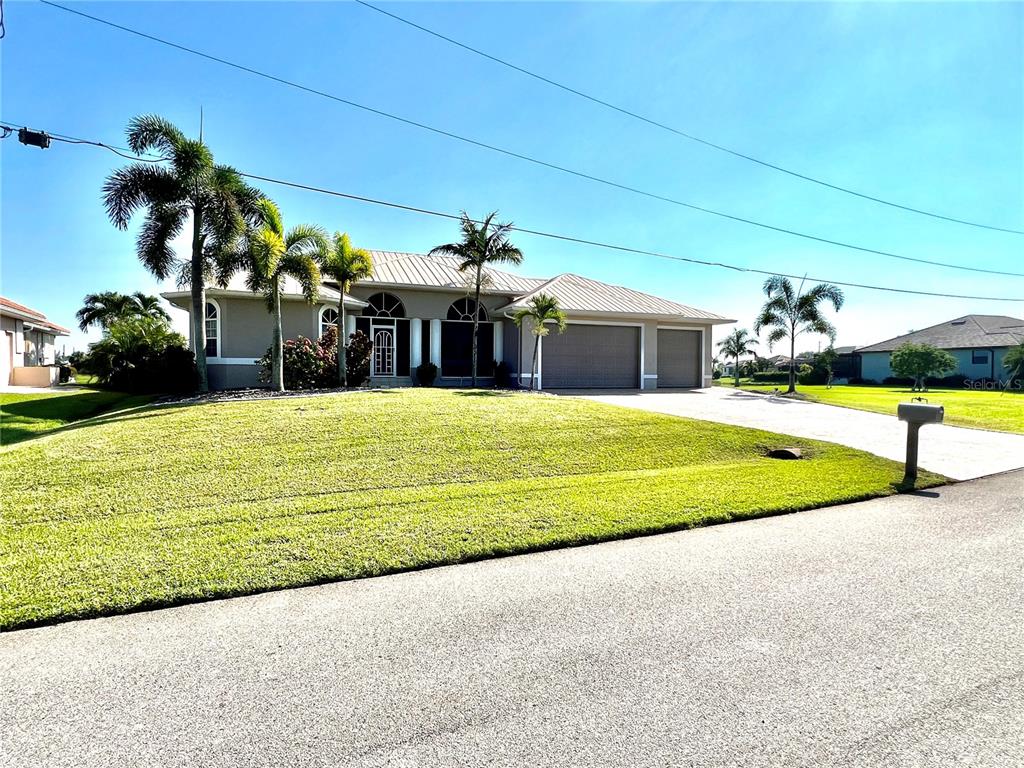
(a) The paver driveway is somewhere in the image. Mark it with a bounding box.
[1,472,1022,767]
[576,387,1024,480]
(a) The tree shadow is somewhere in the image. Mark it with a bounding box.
[453,390,516,397]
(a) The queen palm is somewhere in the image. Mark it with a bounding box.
[225,198,327,392]
[754,275,844,394]
[716,328,758,387]
[103,114,261,391]
[512,293,566,391]
[318,232,373,387]
[429,212,524,386]
[76,291,170,332]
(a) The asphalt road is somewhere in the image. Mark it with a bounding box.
[2,471,1022,767]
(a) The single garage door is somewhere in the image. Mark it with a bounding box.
[542,324,639,388]
[657,329,702,388]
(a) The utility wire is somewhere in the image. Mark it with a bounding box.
[355,0,1024,237]
[36,0,1023,279]
[4,119,1021,303]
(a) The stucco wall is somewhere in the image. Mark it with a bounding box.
[212,297,333,360]
[346,286,514,321]
[860,347,1012,382]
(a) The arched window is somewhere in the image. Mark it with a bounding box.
[447,297,486,322]
[204,300,220,358]
[319,306,339,338]
[364,292,406,318]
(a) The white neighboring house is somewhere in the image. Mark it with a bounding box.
[1,297,71,388]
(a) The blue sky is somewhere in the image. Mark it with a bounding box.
[2,1,1022,353]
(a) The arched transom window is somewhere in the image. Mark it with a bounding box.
[447,297,487,322]
[364,292,406,318]
[319,306,339,337]
[204,300,220,358]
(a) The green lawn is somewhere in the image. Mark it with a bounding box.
[0,388,155,445]
[727,383,1024,434]
[0,389,943,629]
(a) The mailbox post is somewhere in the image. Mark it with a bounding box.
[897,402,944,482]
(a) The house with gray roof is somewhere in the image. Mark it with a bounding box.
[162,250,733,390]
[857,315,1024,383]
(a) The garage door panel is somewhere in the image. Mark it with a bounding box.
[657,329,701,388]
[543,324,638,389]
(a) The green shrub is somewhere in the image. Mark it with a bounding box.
[346,331,372,387]
[257,328,373,390]
[750,371,791,384]
[81,316,197,394]
[416,362,438,387]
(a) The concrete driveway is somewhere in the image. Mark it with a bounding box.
[2,472,1022,767]
[576,387,1024,480]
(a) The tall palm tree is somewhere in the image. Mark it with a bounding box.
[77,291,172,332]
[512,293,566,391]
[318,232,373,387]
[754,275,844,394]
[429,211,524,386]
[716,328,758,387]
[103,114,261,392]
[1003,341,1024,389]
[222,197,327,392]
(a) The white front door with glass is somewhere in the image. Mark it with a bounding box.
[373,326,395,376]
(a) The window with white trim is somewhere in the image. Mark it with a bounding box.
[205,301,219,358]
[447,297,486,322]
[364,292,405,318]
[320,306,339,338]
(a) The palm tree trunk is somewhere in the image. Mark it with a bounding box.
[471,265,482,387]
[272,279,284,392]
[788,328,796,394]
[191,206,208,393]
[530,328,540,391]
[734,353,740,387]
[338,293,347,388]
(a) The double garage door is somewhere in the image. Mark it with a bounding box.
[541,324,702,389]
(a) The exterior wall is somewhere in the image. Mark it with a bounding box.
[347,285,513,321]
[860,347,1012,382]
[11,365,59,387]
[208,363,263,390]
[214,296,331,360]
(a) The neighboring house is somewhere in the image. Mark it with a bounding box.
[857,315,1024,382]
[163,250,733,390]
[1,297,71,387]
[832,345,861,380]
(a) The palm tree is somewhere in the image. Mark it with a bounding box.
[754,275,844,394]
[1003,341,1024,388]
[512,293,566,391]
[77,291,172,332]
[224,198,327,392]
[103,114,261,392]
[716,328,758,387]
[318,232,373,387]
[429,211,524,386]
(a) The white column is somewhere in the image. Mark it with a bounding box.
[430,318,442,368]
[345,313,356,338]
[410,318,423,369]
[536,332,543,391]
[492,321,503,368]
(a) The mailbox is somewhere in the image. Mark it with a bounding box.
[898,403,944,426]
[897,402,944,483]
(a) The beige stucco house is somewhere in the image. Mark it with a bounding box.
[163,251,733,390]
[1,297,71,387]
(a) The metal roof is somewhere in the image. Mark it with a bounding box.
[353,251,547,295]
[162,274,366,308]
[857,315,1024,353]
[495,273,732,322]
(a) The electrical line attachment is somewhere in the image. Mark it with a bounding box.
[3,119,1021,302]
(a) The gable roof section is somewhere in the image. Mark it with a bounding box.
[353,251,546,295]
[496,273,732,322]
[857,315,1024,353]
[0,296,71,335]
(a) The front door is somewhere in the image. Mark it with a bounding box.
[373,328,394,376]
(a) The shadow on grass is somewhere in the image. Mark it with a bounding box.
[453,390,516,398]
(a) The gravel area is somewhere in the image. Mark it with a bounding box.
[2,471,1021,767]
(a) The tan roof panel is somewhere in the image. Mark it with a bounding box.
[354,251,546,295]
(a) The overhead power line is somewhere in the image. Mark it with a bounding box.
[37,1,1023,279]
[355,0,1024,237]
[4,119,1021,303]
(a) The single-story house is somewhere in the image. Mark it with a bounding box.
[163,250,733,390]
[857,315,1023,383]
[1,297,71,387]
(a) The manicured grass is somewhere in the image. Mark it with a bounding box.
[0,388,155,445]
[730,383,1024,434]
[0,389,944,629]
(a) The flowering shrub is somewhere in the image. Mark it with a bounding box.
[258,327,373,389]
